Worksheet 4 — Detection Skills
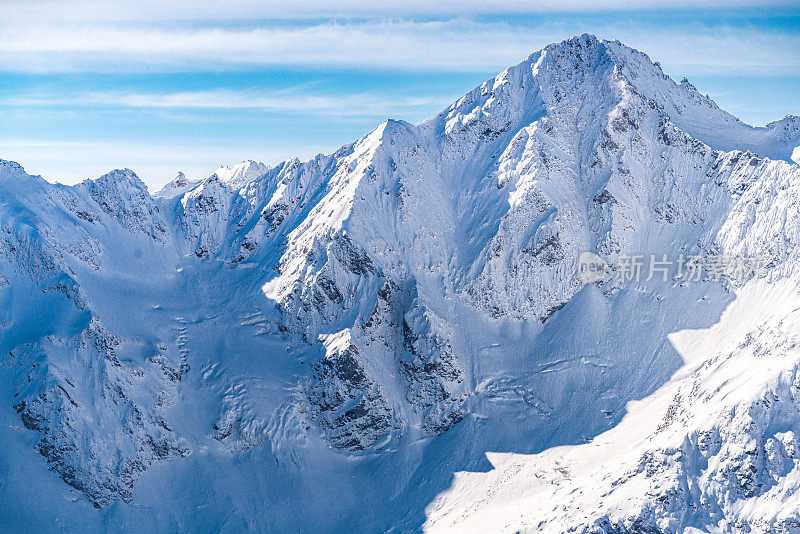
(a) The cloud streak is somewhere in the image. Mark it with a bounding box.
[0,18,797,75]
[4,89,458,118]
[6,0,799,23]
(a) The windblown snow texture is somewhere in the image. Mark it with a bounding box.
[1,35,800,532]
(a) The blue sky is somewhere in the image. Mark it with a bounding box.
[1,1,798,189]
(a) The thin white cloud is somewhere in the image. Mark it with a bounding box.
[5,0,799,22]
[0,19,531,72]
[4,89,458,117]
[0,18,796,75]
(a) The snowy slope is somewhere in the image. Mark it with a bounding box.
[1,35,799,533]
[425,280,800,533]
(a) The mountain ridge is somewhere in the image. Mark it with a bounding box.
[1,34,800,532]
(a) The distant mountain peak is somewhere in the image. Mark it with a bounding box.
[0,158,26,172]
[154,171,199,199]
[90,168,149,192]
[213,160,270,188]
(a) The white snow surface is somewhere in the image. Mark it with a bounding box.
[1,35,800,532]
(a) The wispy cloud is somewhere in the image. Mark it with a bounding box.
[3,89,458,117]
[1,19,529,72]
[0,18,797,75]
[5,0,799,23]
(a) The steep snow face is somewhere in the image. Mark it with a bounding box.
[176,174,237,257]
[425,280,800,533]
[10,317,188,508]
[1,35,800,532]
[582,37,800,164]
[81,169,168,241]
[0,160,186,511]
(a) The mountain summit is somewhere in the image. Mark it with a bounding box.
[1,36,800,532]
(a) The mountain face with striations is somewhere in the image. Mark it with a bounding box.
[2,34,800,532]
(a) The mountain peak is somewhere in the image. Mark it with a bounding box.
[474,35,800,163]
[0,159,45,189]
[90,168,148,193]
[154,171,200,199]
[213,160,270,189]
[0,158,26,173]
[548,32,601,53]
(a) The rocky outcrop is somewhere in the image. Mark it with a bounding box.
[305,330,401,451]
[9,317,187,507]
[85,169,167,241]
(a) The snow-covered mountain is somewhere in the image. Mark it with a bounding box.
[1,35,800,532]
